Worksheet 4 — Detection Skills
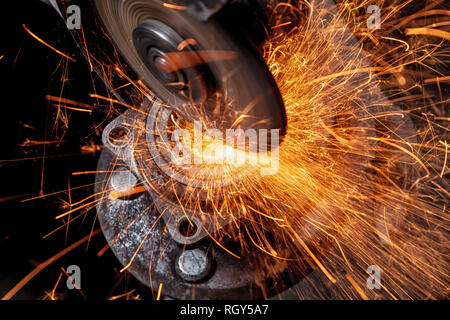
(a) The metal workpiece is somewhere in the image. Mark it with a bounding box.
[95,146,296,299]
[95,96,302,299]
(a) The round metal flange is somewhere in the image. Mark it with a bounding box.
[94,148,300,300]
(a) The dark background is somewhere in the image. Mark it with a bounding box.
[0,0,150,300]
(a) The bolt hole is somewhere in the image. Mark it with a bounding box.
[109,127,129,146]
[178,218,198,238]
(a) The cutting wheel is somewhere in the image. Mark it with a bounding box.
[94,0,287,135]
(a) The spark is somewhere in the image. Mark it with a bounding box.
[155,51,238,73]
[405,27,450,41]
[1,229,101,300]
[109,289,137,301]
[49,272,63,300]
[346,274,368,300]
[440,140,448,178]
[22,24,76,62]
[50,104,92,114]
[177,38,197,51]
[381,36,410,51]
[156,283,163,300]
[60,267,87,300]
[162,3,186,10]
[272,21,293,29]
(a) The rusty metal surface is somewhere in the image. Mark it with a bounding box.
[95,147,298,300]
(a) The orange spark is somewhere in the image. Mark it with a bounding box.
[177,38,197,51]
[22,24,76,62]
[162,3,186,10]
[1,229,101,300]
[156,283,163,300]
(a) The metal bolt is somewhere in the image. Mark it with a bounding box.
[176,249,211,282]
[110,169,138,196]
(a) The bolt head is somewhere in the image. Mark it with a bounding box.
[176,249,211,282]
[110,170,138,194]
